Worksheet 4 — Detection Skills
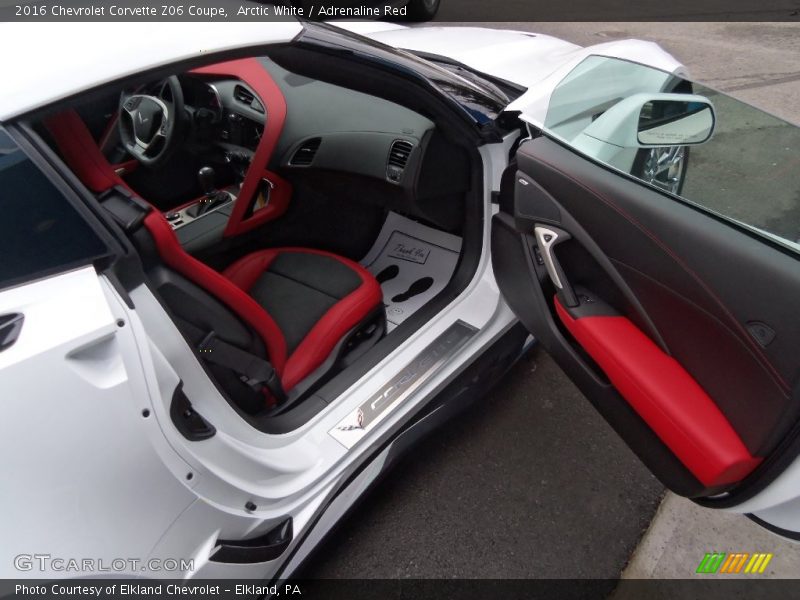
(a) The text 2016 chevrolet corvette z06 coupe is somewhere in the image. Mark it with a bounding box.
[2,20,800,582]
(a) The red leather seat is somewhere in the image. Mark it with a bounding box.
[47,111,383,398]
[144,211,382,395]
[222,247,382,391]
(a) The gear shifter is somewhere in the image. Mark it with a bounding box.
[198,166,216,196]
[190,166,229,217]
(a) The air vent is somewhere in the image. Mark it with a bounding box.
[388,140,413,168]
[233,85,255,107]
[290,138,322,166]
[386,140,413,183]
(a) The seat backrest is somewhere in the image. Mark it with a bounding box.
[44,111,289,374]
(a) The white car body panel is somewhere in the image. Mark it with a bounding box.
[0,267,197,577]
[359,26,685,128]
[0,22,302,120]
[723,452,800,533]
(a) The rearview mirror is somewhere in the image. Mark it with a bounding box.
[637,99,715,146]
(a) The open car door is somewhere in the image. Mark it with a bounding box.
[493,55,800,538]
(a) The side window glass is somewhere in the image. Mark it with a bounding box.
[679,82,799,246]
[543,56,800,252]
[0,128,108,289]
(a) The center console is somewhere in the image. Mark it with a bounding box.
[165,191,235,253]
[165,166,239,253]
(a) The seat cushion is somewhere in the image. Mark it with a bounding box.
[223,248,383,390]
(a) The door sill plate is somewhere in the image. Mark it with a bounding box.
[329,320,477,449]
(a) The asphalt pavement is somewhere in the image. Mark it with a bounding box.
[301,349,665,578]
[302,22,800,580]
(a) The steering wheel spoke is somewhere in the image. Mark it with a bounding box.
[128,142,149,162]
[117,76,184,168]
[157,80,173,102]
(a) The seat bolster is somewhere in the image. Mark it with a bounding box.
[282,266,383,391]
[223,249,282,291]
[226,248,384,391]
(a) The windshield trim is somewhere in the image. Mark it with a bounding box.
[299,23,509,126]
[405,49,528,106]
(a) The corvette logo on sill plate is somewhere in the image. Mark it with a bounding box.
[329,321,476,448]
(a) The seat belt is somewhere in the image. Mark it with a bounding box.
[177,319,287,404]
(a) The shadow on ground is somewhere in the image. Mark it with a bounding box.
[300,348,664,579]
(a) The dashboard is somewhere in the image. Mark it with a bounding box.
[165,57,462,241]
[176,63,442,213]
[181,75,265,154]
[261,58,435,187]
[180,65,436,189]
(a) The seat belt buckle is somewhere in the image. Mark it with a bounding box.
[195,329,287,406]
[242,360,287,406]
[264,369,287,405]
[242,363,286,405]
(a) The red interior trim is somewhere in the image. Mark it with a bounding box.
[554,296,761,488]
[224,248,383,391]
[237,169,292,235]
[191,59,289,237]
[110,159,139,177]
[535,153,789,395]
[222,248,282,291]
[98,110,120,151]
[44,111,127,193]
[46,110,289,374]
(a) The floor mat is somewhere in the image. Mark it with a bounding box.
[361,212,462,332]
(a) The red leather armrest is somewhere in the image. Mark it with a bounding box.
[555,296,761,487]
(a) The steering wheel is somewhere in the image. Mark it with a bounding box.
[118,76,185,168]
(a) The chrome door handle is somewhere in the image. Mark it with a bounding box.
[0,313,24,352]
[534,225,579,307]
